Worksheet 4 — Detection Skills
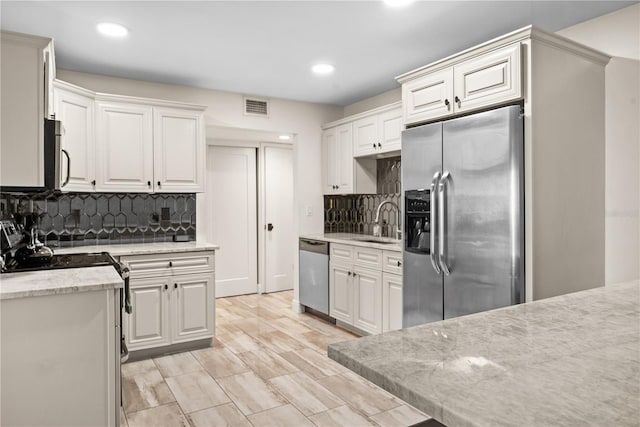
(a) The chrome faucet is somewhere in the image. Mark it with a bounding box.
[373,200,401,240]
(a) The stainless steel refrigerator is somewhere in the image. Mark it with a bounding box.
[402,105,525,328]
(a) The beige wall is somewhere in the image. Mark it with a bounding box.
[559,4,640,285]
[343,87,401,117]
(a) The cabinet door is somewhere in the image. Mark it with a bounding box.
[377,108,403,153]
[321,127,338,194]
[172,273,215,343]
[0,33,49,188]
[125,277,170,351]
[95,101,154,192]
[352,115,378,157]
[453,43,521,113]
[335,123,353,193]
[54,86,95,192]
[382,273,403,333]
[153,107,204,193]
[402,67,454,125]
[353,267,382,334]
[329,262,353,324]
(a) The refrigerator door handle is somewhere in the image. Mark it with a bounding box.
[438,171,451,275]
[429,171,441,274]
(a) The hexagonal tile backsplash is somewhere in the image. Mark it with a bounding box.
[0,192,196,247]
[324,157,401,236]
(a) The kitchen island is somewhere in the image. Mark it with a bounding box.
[1,266,124,426]
[328,281,640,427]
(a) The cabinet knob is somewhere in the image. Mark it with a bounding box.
[147,181,151,187]
[455,96,461,107]
[348,271,352,276]
[157,181,161,187]
[397,261,402,267]
[444,99,450,107]
[168,261,173,267]
[372,143,376,148]
[174,283,177,289]
[377,142,382,148]
[164,284,168,290]
[353,272,357,277]
[91,180,96,186]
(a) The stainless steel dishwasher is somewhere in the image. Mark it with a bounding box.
[299,238,329,315]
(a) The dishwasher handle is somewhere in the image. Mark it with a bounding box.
[299,239,329,255]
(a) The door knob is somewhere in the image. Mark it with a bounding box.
[267,223,274,231]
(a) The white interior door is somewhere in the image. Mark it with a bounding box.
[208,146,258,297]
[263,145,294,293]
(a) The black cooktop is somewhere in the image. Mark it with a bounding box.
[1,252,118,273]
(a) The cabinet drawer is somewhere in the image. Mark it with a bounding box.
[121,251,215,278]
[453,43,521,113]
[330,243,354,264]
[382,250,403,275]
[353,246,382,269]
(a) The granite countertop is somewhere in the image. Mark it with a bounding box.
[328,281,640,427]
[300,233,402,252]
[53,241,220,257]
[0,266,123,300]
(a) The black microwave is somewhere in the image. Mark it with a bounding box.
[0,118,68,193]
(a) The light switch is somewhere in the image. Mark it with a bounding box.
[305,205,313,217]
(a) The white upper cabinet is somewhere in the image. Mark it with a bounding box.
[96,101,155,192]
[399,42,522,126]
[453,43,521,113]
[153,107,204,193]
[50,80,207,193]
[402,68,454,124]
[53,81,96,192]
[322,127,339,194]
[352,105,403,157]
[335,123,354,193]
[353,115,379,157]
[0,31,54,189]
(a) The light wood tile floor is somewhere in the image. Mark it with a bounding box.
[121,290,430,427]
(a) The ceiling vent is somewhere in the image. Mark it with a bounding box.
[244,97,269,117]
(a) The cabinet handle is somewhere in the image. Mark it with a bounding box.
[348,271,352,276]
[372,143,376,149]
[377,142,382,148]
[168,261,173,267]
[455,96,461,107]
[174,283,177,289]
[444,99,450,107]
[91,180,96,186]
[147,181,151,188]
[397,261,402,266]
[157,181,161,188]
[164,284,168,290]
[353,272,357,277]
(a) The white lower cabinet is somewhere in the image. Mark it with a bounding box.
[382,272,403,332]
[122,251,215,352]
[329,243,401,335]
[353,267,382,334]
[127,277,171,349]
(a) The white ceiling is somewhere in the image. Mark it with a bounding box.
[1,1,634,106]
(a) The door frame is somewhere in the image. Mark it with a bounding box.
[258,141,294,294]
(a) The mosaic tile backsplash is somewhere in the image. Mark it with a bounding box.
[324,157,401,237]
[0,192,196,247]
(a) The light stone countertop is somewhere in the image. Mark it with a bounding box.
[53,241,220,257]
[300,233,402,252]
[0,266,123,300]
[328,281,640,427]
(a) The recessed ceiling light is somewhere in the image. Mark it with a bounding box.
[97,22,128,38]
[311,63,335,75]
[278,135,291,141]
[384,0,415,7]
